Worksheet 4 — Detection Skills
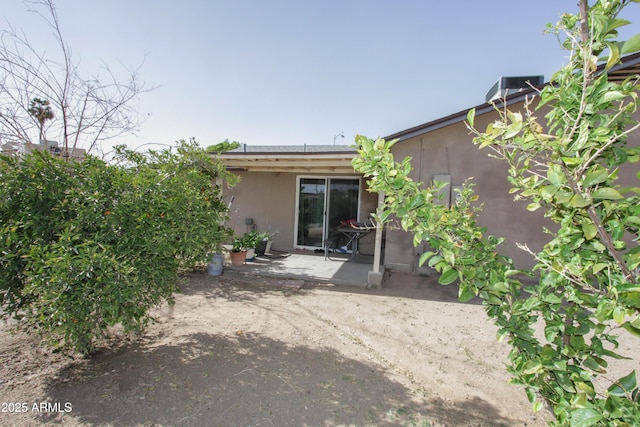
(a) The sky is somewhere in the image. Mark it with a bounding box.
[2,1,639,151]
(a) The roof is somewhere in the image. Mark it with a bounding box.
[609,51,640,83]
[386,51,640,142]
[228,144,356,154]
[218,144,359,174]
[217,53,640,171]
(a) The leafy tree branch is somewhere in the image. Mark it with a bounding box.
[0,0,154,155]
[354,1,639,424]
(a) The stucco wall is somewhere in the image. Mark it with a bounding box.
[224,172,297,251]
[387,107,551,271]
[224,171,378,253]
[385,105,640,272]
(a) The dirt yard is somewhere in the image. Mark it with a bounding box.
[1,269,559,426]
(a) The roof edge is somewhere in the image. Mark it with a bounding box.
[384,88,537,142]
[385,52,640,142]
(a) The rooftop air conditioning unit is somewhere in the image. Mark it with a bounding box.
[485,75,544,102]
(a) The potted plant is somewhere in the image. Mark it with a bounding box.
[229,236,247,266]
[241,231,261,261]
[256,230,276,256]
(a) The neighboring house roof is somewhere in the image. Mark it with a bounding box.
[0,141,86,160]
[386,51,640,143]
[218,144,358,174]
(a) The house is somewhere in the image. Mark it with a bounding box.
[0,140,86,160]
[218,144,379,258]
[382,51,640,272]
[218,52,640,280]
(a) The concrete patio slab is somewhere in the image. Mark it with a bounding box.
[223,250,383,287]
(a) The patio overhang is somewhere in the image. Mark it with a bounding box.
[219,152,359,174]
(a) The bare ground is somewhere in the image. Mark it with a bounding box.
[1,269,567,426]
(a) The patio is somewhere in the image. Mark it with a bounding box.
[223,250,382,287]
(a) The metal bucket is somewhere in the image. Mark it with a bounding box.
[207,253,224,276]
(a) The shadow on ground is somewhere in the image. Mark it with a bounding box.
[183,269,483,306]
[42,331,519,427]
[328,270,484,305]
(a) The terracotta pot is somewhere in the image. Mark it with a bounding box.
[230,251,246,266]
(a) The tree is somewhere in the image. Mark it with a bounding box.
[0,139,235,354]
[353,0,639,424]
[0,0,152,156]
[206,139,241,154]
[27,97,53,144]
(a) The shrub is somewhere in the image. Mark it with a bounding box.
[0,139,234,353]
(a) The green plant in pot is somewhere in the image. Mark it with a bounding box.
[241,231,261,261]
[229,236,247,266]
[256,231,275,256]
[231,236,245,252]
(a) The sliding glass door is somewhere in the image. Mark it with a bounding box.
[296,178,326,247]
[296,177,359,249]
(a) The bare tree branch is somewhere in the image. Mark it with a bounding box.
[0,0,155,157]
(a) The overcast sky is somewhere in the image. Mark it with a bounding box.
[2,1,638,151]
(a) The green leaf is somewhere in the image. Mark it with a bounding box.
[601,90,626,103]
[458,283,476,302]
[582,357,605,373]
[547,164,565,185]
[621,33,640,54]
[504,120,523,139]
[407,193,426,210]
[555,190,574,205]
[608,18,631,32]
[570,408,603,427]
[467,108,475,128]
[555,372,576,393]
[418,251,435,267]
[438,267,458,285]
[562,156,582,167]
[625,216,640,226]
[607,371,637,397]
[522,360,543,375]
[541,184,559,199]
[571,194,592,208]
[592,263,608,274]
[622,321,640,337]
[582,223,598,240]
[427,255,444,268]
[604,42,620,70]
[442,248,455,266]
[592,187,623,200]
[583,168,608,187]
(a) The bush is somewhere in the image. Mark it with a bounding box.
[0,139,235,353]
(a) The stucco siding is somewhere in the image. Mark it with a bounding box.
[225,171,297,251]
[385,104,640,272]
[224,171,378,254]
[387,107,552,270]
